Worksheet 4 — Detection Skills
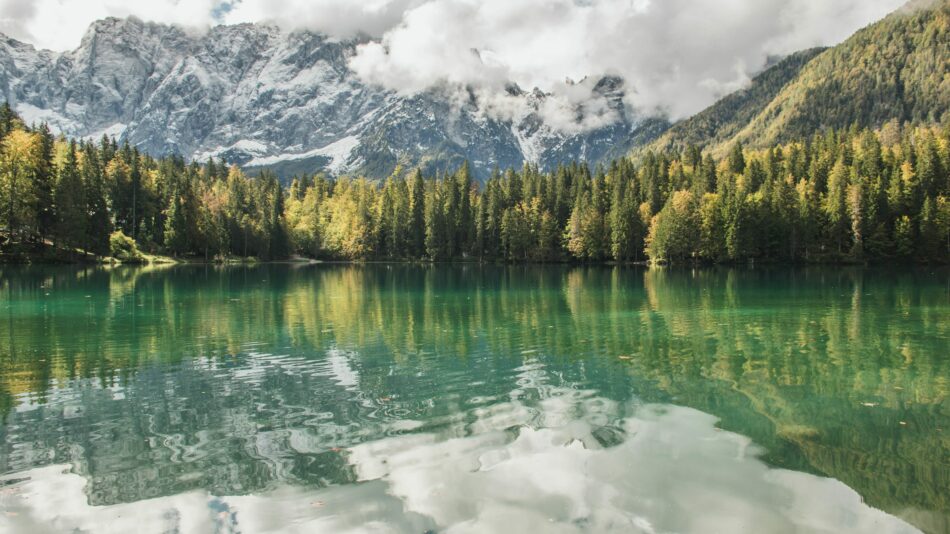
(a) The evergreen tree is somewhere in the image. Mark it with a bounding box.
[824,159,851,255]
[728,142,746,175]
[33,123,56,239]
[0,103,17,138]
[918,197,941,261]
[847,178,867,259]
[54,142,86,250]
[164,181,188,255]
[609,175,643,262]
[424,181,444,260]
[81,144,111,255]
[409,170,426,257]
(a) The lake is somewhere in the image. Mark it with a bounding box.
[0,264,947,534]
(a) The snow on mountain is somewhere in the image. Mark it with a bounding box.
[244,135,360,172]
[0,17,666,180]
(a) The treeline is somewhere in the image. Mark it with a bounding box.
[284,120,950,263]
[0,104,288,260]
[1,102,948,263]
[643,122,950,263]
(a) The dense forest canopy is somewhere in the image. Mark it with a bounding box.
[0,103,948,264]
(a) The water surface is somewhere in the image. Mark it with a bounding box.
[0,265,947,533]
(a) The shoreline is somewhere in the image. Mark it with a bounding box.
[3,255,946,267]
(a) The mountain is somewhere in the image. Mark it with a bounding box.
[4,2,943,179]
[0,17,661,180]
[647,0,950,157]
[643,48,826,156]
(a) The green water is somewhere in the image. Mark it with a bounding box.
[0,265,947,533]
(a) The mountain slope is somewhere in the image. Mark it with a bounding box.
[644,48,825,155]
[0,18,660,180]
[648,0,950,156]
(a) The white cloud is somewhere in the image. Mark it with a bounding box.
[0,0,908,123]
[345,0,907,120]
[0,0,220,52]
[219,0,427,38]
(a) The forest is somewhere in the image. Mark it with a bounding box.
[0,103,948,264]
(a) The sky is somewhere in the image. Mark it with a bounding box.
[0,0,908,121]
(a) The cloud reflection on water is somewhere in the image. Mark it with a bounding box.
[0,390,919,534]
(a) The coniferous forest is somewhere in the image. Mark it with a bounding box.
[1,103,948,264]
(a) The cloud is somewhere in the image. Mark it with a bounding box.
[464,79,626,134]
[0,0,907,125]
[345,0,907,121]
[0,0,420,54]
[219,0,427,38]
[0,0,220,52]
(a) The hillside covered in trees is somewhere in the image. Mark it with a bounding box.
[1,102,948,264]
[648,0,950,157]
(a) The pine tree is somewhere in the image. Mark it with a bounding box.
[409,170,426,257]
[107,157,133,235]
[424,182,444,260]
[129,151,142,240]
[164,180,189,255]
[894,215,914,258]
[537,208,559,262]
[265,177,289,260]
[847,178,867,259]
[0,103,17,138]
[824,159,851,255]
[54,142,86,250]
[455,163,474,257]
[918,196,941,261]
[609,175,643,262]
[935,197,950,261]
[728,142,746,175]
[81,144,111,255]
[33,123,56,240]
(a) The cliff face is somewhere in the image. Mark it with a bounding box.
[0,18,659,179]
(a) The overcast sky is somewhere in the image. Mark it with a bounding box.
[0,0,907,120]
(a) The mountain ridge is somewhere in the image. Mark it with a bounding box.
[0,17,659,180]
[4,1,945,179]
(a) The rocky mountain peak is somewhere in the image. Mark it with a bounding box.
[0,17,666,180]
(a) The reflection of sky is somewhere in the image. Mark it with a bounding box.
[0,391,920,534]
[2,265,947,533]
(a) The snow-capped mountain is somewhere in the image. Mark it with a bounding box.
[0,17,665,180]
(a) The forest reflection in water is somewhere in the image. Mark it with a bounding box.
[0,264,947,533]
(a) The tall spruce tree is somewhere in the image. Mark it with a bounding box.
[54,142,86,250]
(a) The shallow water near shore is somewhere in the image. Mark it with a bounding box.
[0,264,947,533]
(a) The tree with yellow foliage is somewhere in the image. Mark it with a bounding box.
[0,129,41,242]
